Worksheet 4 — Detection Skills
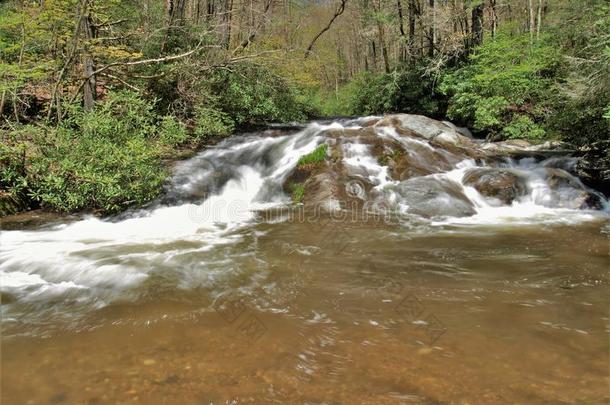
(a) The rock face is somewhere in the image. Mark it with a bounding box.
[282,114,608,217]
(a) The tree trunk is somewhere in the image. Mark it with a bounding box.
[471,3,484,48]
[536,0,543,40]
[408,0,416,59]
[0,90,5,118]
[221,0,232,49]
[397,0,406,62]
[397,0,406,37]
[428,0,435,58]
[490,0,498,38]
[371,40,377,70]
[527,0,536,44]
[161,0,175,51]
[81,3,95,112]
[373,0,390,72]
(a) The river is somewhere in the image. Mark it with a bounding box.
[1,116,609,404]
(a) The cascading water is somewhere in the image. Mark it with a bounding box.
[1,115,608,330]
[2,115,610,404]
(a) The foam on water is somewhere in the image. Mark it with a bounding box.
[0,123,327,312]
[1,118,608,322]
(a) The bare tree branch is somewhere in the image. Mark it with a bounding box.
[304,0,347,59]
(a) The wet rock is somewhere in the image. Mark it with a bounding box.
[443,121,474,139]
[481,139,574,157]
[376,114,454,140]
[376,114,477,149]
[279,114,607,217]
[0,191,28,218]
[302,172,343,212]
[0,209,80,230]
[383,177,476,218]
[543,168,603,209]
[463,169,527,205]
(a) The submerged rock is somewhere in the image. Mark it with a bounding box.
[383,177,477,218]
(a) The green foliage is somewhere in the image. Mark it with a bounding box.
[158,116,188,147]
[78,91,156,140]
[210,62,309,126]
[550,95,610,146]
[349,67,442,117]
[194,106,235,139]
[440,33,560,139]
[0,137,28,197]
[0,91,189,213]
[298,143,328,167]
[302,87,349,117]
[546,2,610,146]
[502,115,546,140]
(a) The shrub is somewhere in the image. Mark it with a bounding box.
[209,62,309,126]
[349,66,442,117]
[440,33,560,139]
[0,91,191,214]
[194,105,235,139]
[158,116,189,147]
[550,94,610,146]
[502,115,546,140]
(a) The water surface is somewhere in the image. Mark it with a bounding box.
[2,118,609,404]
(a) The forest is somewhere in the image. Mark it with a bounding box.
[1,0,609,214]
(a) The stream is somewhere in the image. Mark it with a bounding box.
[1,116,609,404]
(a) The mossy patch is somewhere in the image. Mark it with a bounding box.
[298,143,328,167]
[289,182,305,203]
[378,147,405,166]
[284,143,332,204]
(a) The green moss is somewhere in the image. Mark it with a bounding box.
[379,148,403,166]
[289,182,305,203]
[297,143,328,167]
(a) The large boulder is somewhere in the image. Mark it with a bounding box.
[463,169,527,205]
[279,114,607,218]
[543,168,603,209]
[381,177,477,218]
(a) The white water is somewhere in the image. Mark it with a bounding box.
[1,118,608,320]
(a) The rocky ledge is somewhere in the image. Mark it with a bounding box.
[282,114,607,217]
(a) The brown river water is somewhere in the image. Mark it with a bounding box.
[1,117,609,404]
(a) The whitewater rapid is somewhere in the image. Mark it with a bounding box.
[1,118,608,324]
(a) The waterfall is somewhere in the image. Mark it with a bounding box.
[1,116,608,324]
